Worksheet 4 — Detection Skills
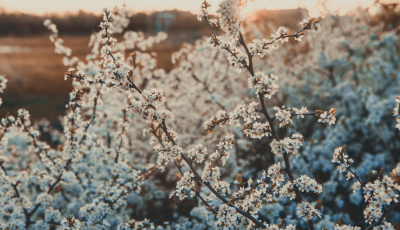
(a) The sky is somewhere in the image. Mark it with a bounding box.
[0,0,376,17]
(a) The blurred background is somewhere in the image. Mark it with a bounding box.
[1,0,400,227]
[0,0,393,126]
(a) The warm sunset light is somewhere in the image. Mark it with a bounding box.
[1,0,399,228]
[0,0,375,16]
[242,0,375,16]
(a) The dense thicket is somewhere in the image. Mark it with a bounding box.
[0,1,400,230]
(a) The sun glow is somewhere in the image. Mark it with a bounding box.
[0,0,376,16]
[242,0,301,14]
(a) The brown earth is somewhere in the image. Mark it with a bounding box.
[0,33,194,125]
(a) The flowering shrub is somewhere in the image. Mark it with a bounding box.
[262,11,400,228]
[0,1,399,230]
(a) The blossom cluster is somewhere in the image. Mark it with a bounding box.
[296,201,322,221]
[270,134,304,157]
[394,95,400,130]
[207,35,250,72]
[209,135,234,166]
[197,0,211,21]
[128,88,174,124]
[0,75,7,106]
[293,175,323,194]
[317,109,337,125]
[331,145,354,174]
[215,203,239,229]
[60,216,82,230]
[273,106,307,128]
[223,171,272,228]
[242,121,271,139]
[121,30,167,51]
[334,225,361,230]
[215,0,245,39]
[226,45,249,72]
[299,17,321,33]
[362,170,400,225]
[187,143,208,163]
[267,162,285,187]
[44,19,72,57]
[0,6,173,229]
[1,1,400,229]
[273,27,290,43]
[201,161,221,183]
[248,38,279,57]
[273,106,337,128]
[203,102,261,133]
[230,102,260,124]
[171,171,196,201]
[248,71,279,98]
[202,110,230,133]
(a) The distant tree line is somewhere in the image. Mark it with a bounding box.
[0,9,212,36]
[0,7,316,36]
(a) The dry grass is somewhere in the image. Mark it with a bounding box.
[0,34,188,125]
[0,7,308,125]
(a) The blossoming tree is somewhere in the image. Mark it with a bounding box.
[0,1,399,230]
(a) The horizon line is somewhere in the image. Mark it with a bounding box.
[0,6,309,17]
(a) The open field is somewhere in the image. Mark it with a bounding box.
[0,8,308,126]
[1,3,400,228]
[0,32,199,125]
